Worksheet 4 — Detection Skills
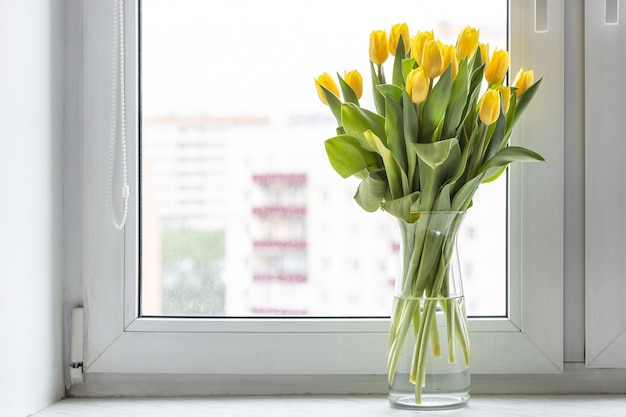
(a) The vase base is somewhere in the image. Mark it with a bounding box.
[388,393,469,411]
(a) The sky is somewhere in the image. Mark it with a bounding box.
[140,0,507,118]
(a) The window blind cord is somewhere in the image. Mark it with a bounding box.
[107,0,129,230]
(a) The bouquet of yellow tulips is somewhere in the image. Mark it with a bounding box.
[315,24,544,405]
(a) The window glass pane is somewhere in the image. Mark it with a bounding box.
[140,0,507,317]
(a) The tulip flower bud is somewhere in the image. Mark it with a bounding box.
[485,49,510,86]
[496,85,511,114]
[421,40,444,79]
[315,72,340,105]
[478,89,501,125]
[345,70,363,99]
[410,31,434,65]
[456,26,480,60]
[406,67,429,103]
[389,23,410,56]
[442,44,459,79]
[369,30,389,66]
[479,43,489,66]
[512,68,534,97]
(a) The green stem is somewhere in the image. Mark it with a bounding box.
[445,298,456,363]
[454,300,471,366]
[378,64,386,84]
[387,213,470,404]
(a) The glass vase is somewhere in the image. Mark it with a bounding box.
[388,211,470,410]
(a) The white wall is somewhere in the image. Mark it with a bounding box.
[0,1,64,415]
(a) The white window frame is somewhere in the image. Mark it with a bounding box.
[584,0,626,368]
[77,0,567,395]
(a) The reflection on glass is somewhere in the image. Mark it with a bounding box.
[140,0,507,317]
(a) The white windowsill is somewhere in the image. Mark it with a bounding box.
[33,395,626,417]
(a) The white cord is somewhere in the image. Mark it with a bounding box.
[108,0,129,230]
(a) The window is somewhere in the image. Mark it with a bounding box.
[77,0,567,395]
[139,0,509,318]
[584,1,626,368]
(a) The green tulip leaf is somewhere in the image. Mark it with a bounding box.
[451,174,485,212]
[442,59,470,139]
[421,66,453,142]
[482,108,507,161]
[370,62,386,116]
[481,166,507,184]
[364,130,407,199]
[469,63,485,98]
[470,58,486,89]
[413,138,459,170]
[402,58,417,81]
[502,94,517,139]
[461,84,481,143]
[320,85,342,126]
[478,146,545,178]
[354,169,388,212]
[402,91,419,190]
[381,191,422,223]
[514,78,543,124]
[413,138,461,211]
[432,184,452,212]
[342,103,387,148]
[385,94,408,175]
[324,135,378,178]
[392,36,407,87]
[337,73,360,106]
[432,116,445,143]
[376,84,404,102]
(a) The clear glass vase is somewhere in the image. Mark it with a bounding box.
[388,211,470,410]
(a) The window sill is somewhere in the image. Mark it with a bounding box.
[34,395,626,416]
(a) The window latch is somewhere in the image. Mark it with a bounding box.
[70,307,84,385]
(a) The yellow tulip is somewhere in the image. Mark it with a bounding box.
[478,89,501,125]
[410,30,434,65]
[314,72,340,105]
[345,70,363,99]
[485,49,510,86]
[389,23,410,56]
[442,44,459,79]
[369,30,389,66]
[512,68,534,97]
[421,40,444,79]
[479,43,490,66]
[456,25,480,60]
[496,85,511,113]
[406,67,429,103]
